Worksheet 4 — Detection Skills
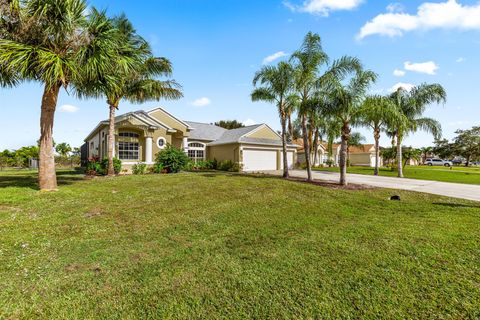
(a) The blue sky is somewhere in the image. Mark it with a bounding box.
[2,0,480,150]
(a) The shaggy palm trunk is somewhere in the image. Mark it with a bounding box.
[280,115,289,178]
[373,128,380,176]
[339,122,350,186]
[288,115,293,140]
[397,134,404,178]
[301,114,312,181]
[312,127,319,166]
[39,84,61,191]
[107,103,118,176]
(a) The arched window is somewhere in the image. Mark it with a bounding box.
[118,132,139,160]
[157,137,167,149]
[188,142,206,163]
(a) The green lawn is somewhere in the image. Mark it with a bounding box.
[314,165,480,185]
[1,170,480,319]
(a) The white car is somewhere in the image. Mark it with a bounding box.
[425,158,453,167]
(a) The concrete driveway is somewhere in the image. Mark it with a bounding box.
[267,169,480,202]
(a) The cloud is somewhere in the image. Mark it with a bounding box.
[59,104,79,113]
[456,57,465,62]
[243,119,257,126]
[191,97,211,107]
[284,0,363,16]
[393,69,406,77]
[386,3,405,13]
[389,82,415,92]
[358,0,480,39]
[262,51,289,65]
[404,61,439,75]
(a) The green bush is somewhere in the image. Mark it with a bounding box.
[132,163,147,175]
[185,160,216,171]
[100,158,122,174]
[154,145,189,173]
[86,157,122,175]
[217,160,240,172]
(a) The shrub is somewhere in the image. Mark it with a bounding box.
[185,160,216,171]
[100,158,122,174]
[217,160,240,172]
[154,145,189,173]
[85,157,122,176]
[132,163,147,175]
[325,159,334,167]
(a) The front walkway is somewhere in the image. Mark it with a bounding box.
[265,169,480,202]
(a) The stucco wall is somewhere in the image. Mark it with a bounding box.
[149,109,190,137]
[208,144,240,163]
[247,126,280,140]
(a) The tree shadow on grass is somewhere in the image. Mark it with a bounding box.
[0,169,85,190]
[433,202,480,209]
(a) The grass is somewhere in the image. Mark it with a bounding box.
[1,170,480,319]
[314,165,480,185]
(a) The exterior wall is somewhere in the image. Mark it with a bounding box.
[349,153,371,166]
[151,127,171,158]
[148,109,190,137]
[208,144,240,163]
[240,144,297,170]
[247,126,280,140]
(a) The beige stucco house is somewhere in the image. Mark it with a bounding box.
[295,140,383,167]
[82,107,298,172]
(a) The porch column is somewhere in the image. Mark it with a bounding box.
[183,137,188,153]
[145,136,153,163]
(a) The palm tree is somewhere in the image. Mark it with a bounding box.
[328,68,378,185]
[390,84,446,177]
[78,16,183,176]
[290,32,361,181]
[0,0,120,190]
[359,95,402,175]
[252,61,296,178]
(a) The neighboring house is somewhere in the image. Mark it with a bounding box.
[81,107,298,172]
[296,140,383,167]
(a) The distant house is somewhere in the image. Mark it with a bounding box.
[81,107,298,172]
[295,140,383,167]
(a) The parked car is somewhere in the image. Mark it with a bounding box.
[425,158,453,167]
[452,159,464,166]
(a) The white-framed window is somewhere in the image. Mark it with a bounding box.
[188,142,206,163]
[157,137,167,149]
[118,131,140,160]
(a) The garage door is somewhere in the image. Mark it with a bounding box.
[243,149,277,171]
[280,151,295,169]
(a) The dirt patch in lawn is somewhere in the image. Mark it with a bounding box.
[287,177,375,190]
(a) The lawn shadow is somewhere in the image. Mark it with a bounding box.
[433,202,480,209]
[0,169,85,190]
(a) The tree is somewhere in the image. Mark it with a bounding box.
[359,95,401,175]
[328,68,377,185]
[402,147,422,168]
[214,120,245,130]
[77,16,183,176]
[0,0,121,190]
[252,61,296,178]
[453,127,480,166]
[389,84,446,178]
[432,139,454,160]
[55,143,72,157]
[420,146,434,164]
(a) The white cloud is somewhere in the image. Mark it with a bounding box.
[243,119,257,126]
[456,57,465,62]
[59,104,79,113]
[386,3,405,13]
[284,0,363,16]
[358,0,480,39]
[262,51,289,65]
[393,69,406,77]
[389,82,415,92]
[191,97,211,107]
[404,61,439,75]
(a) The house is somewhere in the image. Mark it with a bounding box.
[81,107,298,172]
[295,140,383,167]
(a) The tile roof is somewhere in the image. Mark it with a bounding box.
[207,125,263,146]
[185,121,228,141]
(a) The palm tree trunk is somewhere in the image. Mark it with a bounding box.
[280,115,289,178]
[374,128,380,176]
[339,122,350,186]
[288,114,293,140]
[397,133,404,178]
[39,84,61,191]
[107,103,117,176]
[312,127,319,166]
[301,114,312,181]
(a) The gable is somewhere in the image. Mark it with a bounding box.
[148,108,189,133]
[245,125,280,140]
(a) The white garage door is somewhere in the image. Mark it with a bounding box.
[243,149,277,171]
[280,151,295,169]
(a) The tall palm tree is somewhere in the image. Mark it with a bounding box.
[328,68,378,185]
[359,95,402,175]
[390,84,446,177]
[290,32,361,181]
[78,16,183,176]
[0,0,120,190]
[252,61,296,178]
